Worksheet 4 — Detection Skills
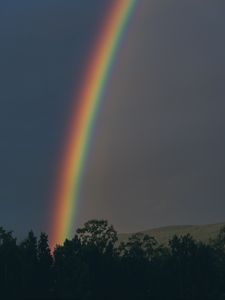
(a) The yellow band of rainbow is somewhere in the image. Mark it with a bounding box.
[50,0,138,247]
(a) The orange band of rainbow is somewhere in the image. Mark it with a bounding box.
[50,0,137,248]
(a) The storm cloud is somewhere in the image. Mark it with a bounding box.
[0,0,225,237]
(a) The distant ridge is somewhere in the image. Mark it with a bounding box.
[118,222,225,245]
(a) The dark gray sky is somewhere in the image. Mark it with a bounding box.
[0,0,225,238]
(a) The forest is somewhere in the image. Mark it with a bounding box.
[1,219,225,300]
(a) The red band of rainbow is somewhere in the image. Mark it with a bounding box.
[50,0,137,247]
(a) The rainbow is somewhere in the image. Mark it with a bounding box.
[50,0,137,247]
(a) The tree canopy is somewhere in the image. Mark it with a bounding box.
[0,220,225,300]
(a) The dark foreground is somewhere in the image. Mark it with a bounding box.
[1,219,225,300]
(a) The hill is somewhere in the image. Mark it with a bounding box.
[118,222,225,245]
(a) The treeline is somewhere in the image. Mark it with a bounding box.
[1,220,225,300]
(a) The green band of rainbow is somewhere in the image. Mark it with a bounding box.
[50,0,138,247]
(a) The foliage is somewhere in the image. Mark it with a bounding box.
[0,220,225,299]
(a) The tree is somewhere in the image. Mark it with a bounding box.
[37,233,53,297]
[0,228,20,298]
[19,231,38,297]
[76,220,118,299]
[167,234,218,300]
[119,233,157,261]
[210,226,225,296]
[53,236,89,299]
[117,234,158,299]
[77,219,118,254]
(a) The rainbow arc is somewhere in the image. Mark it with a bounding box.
[50,0,137,248]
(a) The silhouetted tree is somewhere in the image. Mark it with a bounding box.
[0,228,20,299]
[210,226,225,298]
[77,219,118,254]
[76,220,118,299]
[167,234,217,300]
[53,235,91,299]
[117,234,158,299]
[119,233,157,260]
[19,231,38,298]
[37,232,53,297]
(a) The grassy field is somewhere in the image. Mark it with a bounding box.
[118,222,225,245]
